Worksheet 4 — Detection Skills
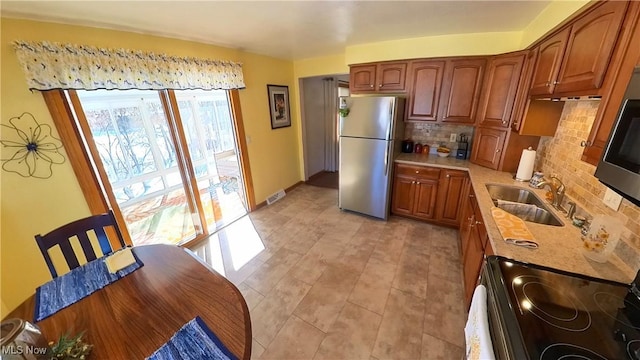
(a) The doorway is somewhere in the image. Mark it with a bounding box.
[300,74,349,189]
[73,89,247,246]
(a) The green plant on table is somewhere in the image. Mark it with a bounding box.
[48,331,93,360]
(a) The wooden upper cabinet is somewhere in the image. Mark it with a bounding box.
[349,62,407,94]
[582,1,640,165]
[529,28,570,96]
[477,53,525,128]
[555,1,627,94]
[350,64,377,93]
[470,127,507,170]
[377,62,407,92]
[406,60,445,121]
[439,58,486,124]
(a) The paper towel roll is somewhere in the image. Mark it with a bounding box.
[515,148,536,181]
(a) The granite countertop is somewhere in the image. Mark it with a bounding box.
[394,153,636,284]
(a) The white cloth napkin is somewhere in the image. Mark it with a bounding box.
[105,247,136,273]
[464,285,495,360]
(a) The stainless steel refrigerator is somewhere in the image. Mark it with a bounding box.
[338,96,405,220]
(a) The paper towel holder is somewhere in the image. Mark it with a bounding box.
[515,147,536,182]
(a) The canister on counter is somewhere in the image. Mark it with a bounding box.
[529,172,544,188]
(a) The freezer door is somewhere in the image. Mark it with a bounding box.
[339,137,393,219]
[340,97,396,140]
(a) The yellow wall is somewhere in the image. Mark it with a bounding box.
[0,18,298,315]
[520,0,590,48]
[344,31,523,65]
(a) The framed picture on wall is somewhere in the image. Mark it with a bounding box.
[267,84,291,129]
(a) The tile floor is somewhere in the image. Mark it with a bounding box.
[190,184,467,360]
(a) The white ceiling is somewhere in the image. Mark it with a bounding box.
[1,1,553,60]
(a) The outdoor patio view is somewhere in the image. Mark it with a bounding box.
[77,89,246,246]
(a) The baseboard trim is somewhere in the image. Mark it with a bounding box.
[254,181,304,210]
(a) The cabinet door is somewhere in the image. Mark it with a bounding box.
[477,54,525,128]
[512,50,538,132]
[529,28,570,96]
[555,1,627,94]
[439,58,486,124]
[406,60,445,121]
[391,175,415,216]
[377,62,407,92]
[458,189,476,262]
[413,179,439,220]
[470,127,507,170]
[437,170,470,226]
[350,64,377,93]
[463,224,484,307]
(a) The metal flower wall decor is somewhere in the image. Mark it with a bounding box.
[1,112,65,179]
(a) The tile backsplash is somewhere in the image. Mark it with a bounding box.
[536,100,640,268]
[404,122,474,151]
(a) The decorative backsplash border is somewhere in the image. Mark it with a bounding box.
[404,123,474,152]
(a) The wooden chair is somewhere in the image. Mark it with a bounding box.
[35,210,127,278]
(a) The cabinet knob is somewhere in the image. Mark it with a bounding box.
[370,84,374,88]
[475,220,483,225]
[446,174,450,178]
[495,149,501,153]
[469,194,475,198]
[546,82,551,87]
[416,181,421,185]
[502,120,507,125]
[412,181,416,184]
[580,140,592,147]
[379,84,383,88]
[553,81,559,85]
[415,170,419,174]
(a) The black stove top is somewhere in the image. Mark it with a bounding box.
[486,256,640,360]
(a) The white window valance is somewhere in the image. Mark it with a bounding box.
[13,41,245,91]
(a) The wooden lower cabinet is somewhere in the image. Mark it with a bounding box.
[391,164,440,221]
[437,169,470,226]
[391,164,469,226]
[458,187,491,308]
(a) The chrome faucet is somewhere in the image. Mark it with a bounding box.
[536,176,566,209]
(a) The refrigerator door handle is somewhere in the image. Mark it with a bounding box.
[384,141,391,176]
[386,101,394,140]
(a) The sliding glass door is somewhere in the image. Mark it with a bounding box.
[74,89,246,246]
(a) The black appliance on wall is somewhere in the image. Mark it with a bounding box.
[482,256,640,359]
[595,67,640,206]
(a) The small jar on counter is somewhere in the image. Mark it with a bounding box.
[414,143,423,153]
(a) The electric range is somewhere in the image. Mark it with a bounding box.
[483,255,640,359]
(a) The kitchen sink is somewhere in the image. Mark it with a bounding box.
[485,184,564,226]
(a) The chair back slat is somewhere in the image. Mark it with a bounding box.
[58,240,81,271]
[35,210,127,278]
[77,232,98,262]
[93,227,112,256]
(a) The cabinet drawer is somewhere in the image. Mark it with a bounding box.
[395,164,441,179]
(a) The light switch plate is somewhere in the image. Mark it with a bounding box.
[603,187,623,211]
[450,133,457,142]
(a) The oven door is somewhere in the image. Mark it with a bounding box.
[481,257,529,360]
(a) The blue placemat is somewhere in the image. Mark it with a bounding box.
[147,317,238,360]
[34,249,143,322]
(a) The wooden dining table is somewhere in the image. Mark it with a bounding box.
[7,244,252,359]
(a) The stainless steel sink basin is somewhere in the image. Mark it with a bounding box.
[485,184,564,226]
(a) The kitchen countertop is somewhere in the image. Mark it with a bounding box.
[395,153,636,284]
